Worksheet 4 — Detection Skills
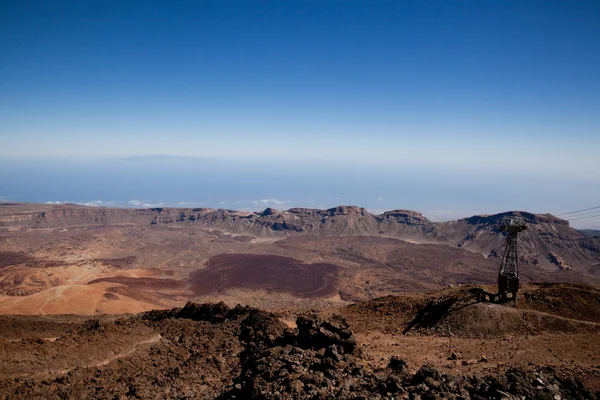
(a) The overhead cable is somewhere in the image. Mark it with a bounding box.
[556,206,600,216]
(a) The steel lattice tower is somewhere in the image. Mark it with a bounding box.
[498,217,526,302]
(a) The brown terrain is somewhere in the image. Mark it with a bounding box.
[0,202,598,315]
[1,202,600,398]
[0,283,599,399]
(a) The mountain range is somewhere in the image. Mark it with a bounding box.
[1,202,598,274]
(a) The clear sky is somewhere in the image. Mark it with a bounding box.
[1,1,599,227]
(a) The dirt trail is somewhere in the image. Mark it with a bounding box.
[511,305,600,327]
[1,296,599,399]
[39,286,68,314]
[95,334,161,367]
[31,334,162,378]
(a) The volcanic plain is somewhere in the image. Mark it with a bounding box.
[1,202,598,314]
[1,202,600,398]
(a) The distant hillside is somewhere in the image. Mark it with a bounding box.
[580,229,600,237]
[1,202,599,273]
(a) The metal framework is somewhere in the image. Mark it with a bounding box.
[498,217,526,302]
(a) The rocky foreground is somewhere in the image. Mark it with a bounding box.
[1,300,598,399]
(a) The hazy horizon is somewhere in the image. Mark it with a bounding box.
[1,1,599,229]
[1,156,598,229]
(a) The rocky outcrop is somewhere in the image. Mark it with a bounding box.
[377,209,431,226]
[261,207,278,216]
[220,311,598,400]
[464,211,570,226]
[326,205,367,216]
[435,211,599,273]
[548,251,571,270]
[1,299,599,399]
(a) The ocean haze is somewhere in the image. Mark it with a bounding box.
[1,157,598,229]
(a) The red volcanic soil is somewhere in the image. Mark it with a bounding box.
[0,251,64,269]
[189,254,340,298]
[93,256,137,269]
[0,251,35,268]
[87,276,185,291]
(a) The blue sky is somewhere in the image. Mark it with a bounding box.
[1,1,599,227]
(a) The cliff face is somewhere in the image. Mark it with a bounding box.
[1,203,598,272]
[0,208,154,228]
[138,205,433,237]
[432,211,596,272]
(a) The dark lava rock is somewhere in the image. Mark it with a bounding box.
[142,301,253,323]
[218,312,600,400]
[261,207,277,216]
[293,314,357,354]
[411,365,441,385]
[388,356,407,373]
[2,302,599,400]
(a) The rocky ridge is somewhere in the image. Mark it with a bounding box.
[1,203,598,272]
[1,300,598,399]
